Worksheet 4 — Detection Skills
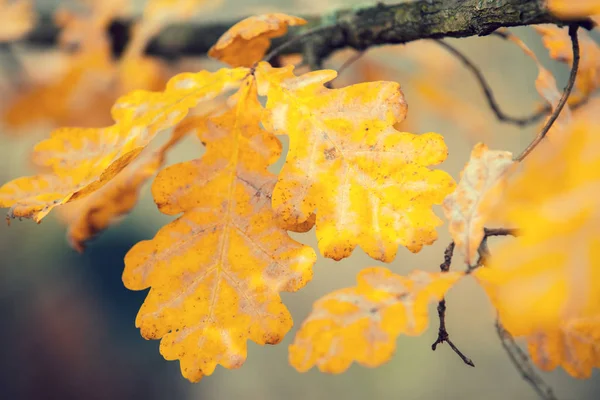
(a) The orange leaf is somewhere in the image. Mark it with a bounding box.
[61,119,191,252]
[534,25,600,100]
[0,67,249,222]
[474,105,600,340]
[527,316,600,379]
[289,267,464,373]
[122,77,316,382]
[547,0,600,18]
[443,143,514,265]
[255,61,455,261]
[0,0,36,42]
[209,13,307,67]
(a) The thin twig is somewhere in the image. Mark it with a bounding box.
[263,25,335,64]
[484,227,519,237]
[329,50,366,87]
[496,320,558,400]
[435,38,588,128]
[515,24,580,161]
[435,39,544,127]
[431,242,475,367]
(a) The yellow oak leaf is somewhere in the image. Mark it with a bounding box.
[474,109,600,339]
[547,0,600,18]
[534,25,600,100]
[122,77,316,383]
[61,119,190,252]
[443,143,514,265]
[3,46,118,129]
[255,61,456,261]
[209,13,307,67]
[0,67,249,222]
[0,0,36,42]
[289,267,464,373]
[527,316,600,379]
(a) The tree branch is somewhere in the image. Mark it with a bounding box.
[496,321,558,400]
[20,0,593,62]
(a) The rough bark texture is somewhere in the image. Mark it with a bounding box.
[20,0,592,61]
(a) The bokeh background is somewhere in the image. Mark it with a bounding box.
[1,0,599,399]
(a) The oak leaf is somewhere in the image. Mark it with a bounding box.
[0,0,36,42]
[534,25,600,101]
[0,67,249,221]
[122,77,316,382]
[61,120,190,252]
[527,316,600,379]
[255,61,456,261]
[443,143,514,265]
[209,13,307,67]
[289,267,464,373]
[474,111,600,342]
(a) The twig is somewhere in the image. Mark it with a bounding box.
[264,25,335,64]
[496,321,558,400]
[465,228,518,273]
[515,25,580,161]
[431,242,475,367]
[334,51,366,77]
[484,227,519,237]
[434,38,588,128]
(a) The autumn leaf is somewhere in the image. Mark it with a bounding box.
[527,316,600,379]
[474,108,600,341]
[143,0,218,25]
[0,0,36,42]
[209,13,307,67]
[534,25,600,101]
[289,267,464,373]
[255,61,455,261]
[0,67,249,222]
[122,77,316,382]
[60,119,192,252]
[443,143,514,265]
[547,0,600,18]
[499,28,571,131]
[3,46,118,128]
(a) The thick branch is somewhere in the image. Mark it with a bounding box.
[21,0,592,61]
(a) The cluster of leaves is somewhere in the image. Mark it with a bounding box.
[1,0,600,389]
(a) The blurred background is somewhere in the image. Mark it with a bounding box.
[0,0,599,399]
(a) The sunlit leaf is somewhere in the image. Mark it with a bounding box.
[255,61,455,261]
[0,67,249,221]
[443,143,514,265]
[0,0,36,42]
[209,13,307,67]
[474,107,600,340]
[547,0,600,18]
[122,77,316,382]
[61,119,191,251]
[527,316,600,379]
[289,267,464,373]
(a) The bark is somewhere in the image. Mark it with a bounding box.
[19,0,593,62]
